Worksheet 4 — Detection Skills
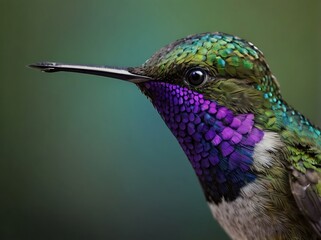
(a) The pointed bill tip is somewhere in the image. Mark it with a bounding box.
[28,62,59,72]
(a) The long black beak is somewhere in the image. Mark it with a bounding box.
[29,62,152,83]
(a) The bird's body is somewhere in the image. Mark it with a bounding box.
[30,32,321,240]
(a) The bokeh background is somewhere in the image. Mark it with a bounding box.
[1,1,321,239]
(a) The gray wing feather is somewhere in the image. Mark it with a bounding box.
[290,168,321,237]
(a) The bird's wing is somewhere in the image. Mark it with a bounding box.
[288,141,321,237]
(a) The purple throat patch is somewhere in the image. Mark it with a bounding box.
[143,82,264,203]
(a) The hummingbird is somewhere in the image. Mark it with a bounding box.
[30,32,321,240]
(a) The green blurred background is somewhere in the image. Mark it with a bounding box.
[1,1,320,239]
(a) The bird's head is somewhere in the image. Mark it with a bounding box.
[130,32,280,114]
[30,32,280,114]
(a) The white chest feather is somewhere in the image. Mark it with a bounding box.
[208,132,286,240]
[208,183,284,240]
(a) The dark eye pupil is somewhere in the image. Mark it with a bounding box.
[186,69,206,86]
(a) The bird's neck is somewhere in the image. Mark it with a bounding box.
[207,75,321,141]
[140,81,264,203]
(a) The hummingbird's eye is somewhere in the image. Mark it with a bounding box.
[185,68,208,86]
